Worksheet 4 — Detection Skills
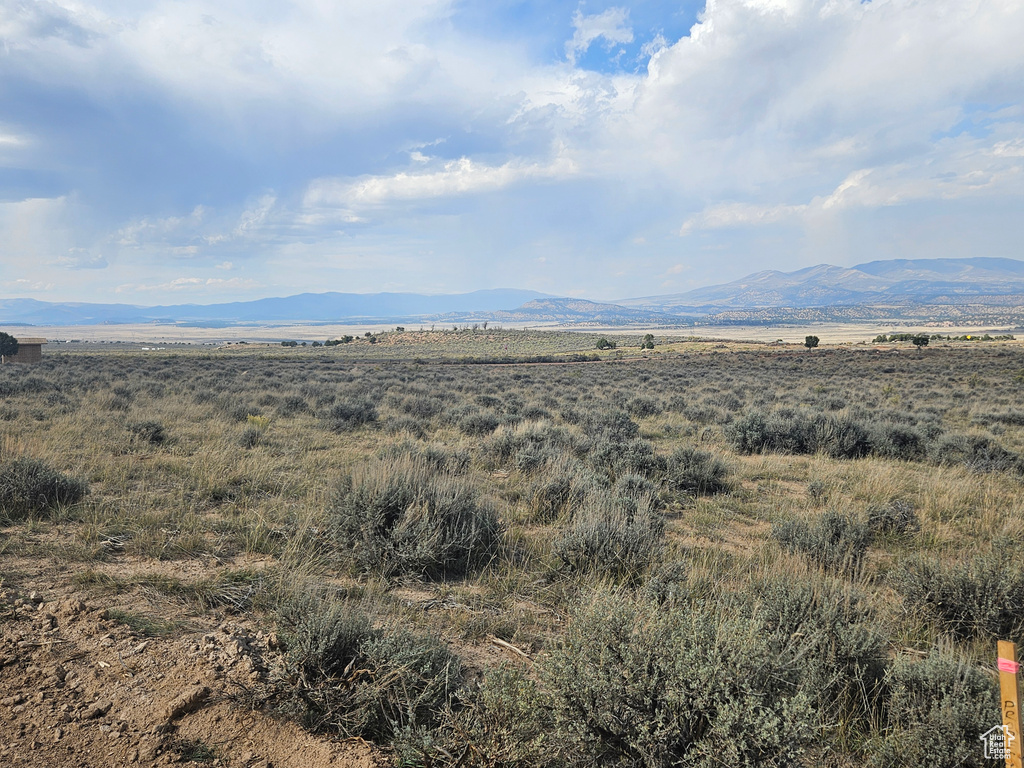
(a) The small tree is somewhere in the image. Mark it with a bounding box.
[596,337,616,350]
[0,332,17,364]
[642,333,655,350]
[804,335,819,350]
[912,334,930,351]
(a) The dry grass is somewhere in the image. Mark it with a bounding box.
[2,342,1023,764]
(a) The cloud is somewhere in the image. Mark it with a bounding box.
[118,276,261,293]
[304,154,578,212]
[11,278,56,292]
[1,1,1023,303]
[51,251,109,269]
[116,207,206,248]
[566,7,634,65]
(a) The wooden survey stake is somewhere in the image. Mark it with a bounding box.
[998,640,1023,768]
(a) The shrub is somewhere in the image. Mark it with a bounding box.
[773,511,871,574]
[895,548,1024,640]
[747,575,888,734]
[324,399,378,432]
[589,437,664,481]
[869,422,926,460]
[331,458,501,579]
[458,410,501,436]
[867,499,919,538]
[665,446,729,496]
[583,409,638,443]
[441,666,556,768]
[0,458,89,519]
[625,395,662,419]
[930,433,1023,473]
[128,420,166,445]
[812,415,870,459]
[279,596,461,742]
[527,457,602,522]
[868,649,999,768]
[552,492,663,581]
[543,591,818,767]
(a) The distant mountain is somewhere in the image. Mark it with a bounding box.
[445,298,693,325]
[0,289,551,326]
[619,258,1024,312]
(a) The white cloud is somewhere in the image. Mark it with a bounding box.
[118,276,261,293]
[12,278,56,292]
[304,154,578,212]
[116,207,206,247]
[51,250,108,269]
[566,6,634,65]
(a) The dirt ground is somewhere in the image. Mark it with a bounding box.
[0,566,384,768]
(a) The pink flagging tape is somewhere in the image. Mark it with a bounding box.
[999,657,1021,674]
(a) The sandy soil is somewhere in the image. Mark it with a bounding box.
[0,569,384,768]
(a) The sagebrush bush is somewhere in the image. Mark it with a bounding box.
[552,492,664,581]
[543,591,819,767]
[665,445,729,496]
[746,575,888,734]
[867,499,920,538]
[868,648,999,768]
[528,456,601,523]
[895,548,1024,639]
[324,399,378,432]
[930,433,1023,473]
[588,437,664,481]
[436,666,557,768]
[331,457,501,579]
[0,457,89,519]
[728,408,929,461]
[279,596,461,743]
[773,511,871,574]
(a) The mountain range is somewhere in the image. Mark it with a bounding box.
[3,258,1024,327]
[619,257,1024,313]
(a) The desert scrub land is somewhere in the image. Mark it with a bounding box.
[2,341,1024,766]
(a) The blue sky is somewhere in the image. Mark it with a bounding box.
[1,0,1022,304]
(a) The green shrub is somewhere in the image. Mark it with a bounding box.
[0,457,89,519]
[589,437,664,481]
[869,423,926,460]
[773,511,871,574]
[458,410,501,436]
[324,399,378,432]
[279,596,461,742]
[552,492,663,581]
[442,666,556,768]
[665,446,730,496]
[895,548,1024,640]
[331,457,501,579]
[931,434,1023,473]
[528,457,601,523]
[747,575,888,734]
[868,649,999,768]
[543,591,818,767]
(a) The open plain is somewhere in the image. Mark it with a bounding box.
[2,329,1024,766]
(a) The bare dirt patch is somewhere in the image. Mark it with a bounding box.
[0,581,383,768]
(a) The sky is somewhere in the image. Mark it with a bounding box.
[1,0,1022,305]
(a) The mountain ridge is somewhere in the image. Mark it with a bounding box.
[617,257,1024,312]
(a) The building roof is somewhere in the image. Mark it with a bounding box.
[15,338,47,344]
